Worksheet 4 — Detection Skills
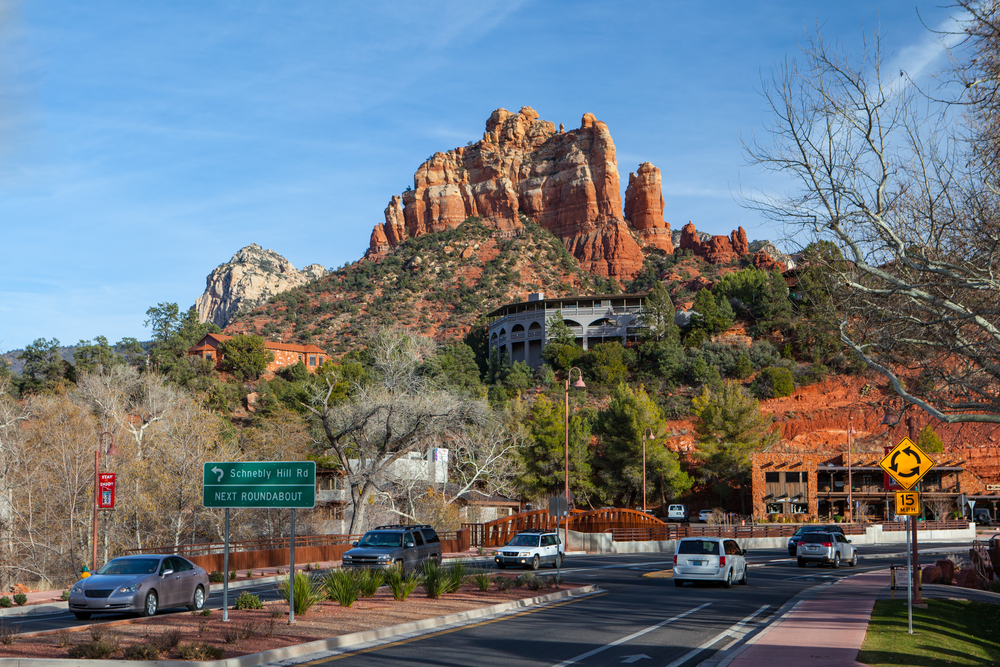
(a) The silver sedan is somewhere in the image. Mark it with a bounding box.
[68,554,210,619]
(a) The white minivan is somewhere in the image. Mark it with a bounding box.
[672,537,748,588]
[666,504,689,522]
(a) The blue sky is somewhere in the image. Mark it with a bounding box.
[0,1,959,352]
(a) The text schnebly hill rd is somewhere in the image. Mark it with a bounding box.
[202,461,316,508]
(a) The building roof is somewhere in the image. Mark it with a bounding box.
[485,292,649,319]
[189,333,326,355]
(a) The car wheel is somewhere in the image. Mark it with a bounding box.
[833,553,841,569]
[797,558,806,568]
[188,585,206,612]
[739,566,748,585]
[530,555,540,571]
[73,612,91,620]
[497,561,507,569]
[850,552,859,567]
[723,569,733,588]
[552,554,562,569]
[141,591,158,617]
[674,578,684,587]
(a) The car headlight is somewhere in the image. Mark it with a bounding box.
[343,555,353,561]
[115,583,142,594]
[71,583,84,594]
[377,555,391,561]
[519,552,531,557]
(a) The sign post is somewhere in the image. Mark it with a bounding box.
[203,462,316,623]
[548,496,568,582]
[880,438,935,635]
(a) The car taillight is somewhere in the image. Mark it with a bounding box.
[719,556,726,567]
[673,555,677,565]
[821,542,832,547]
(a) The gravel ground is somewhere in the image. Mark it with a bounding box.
[0,580,571,661]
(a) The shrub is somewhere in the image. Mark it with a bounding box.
[386,564,421,601]
[990,579,1000,594]
[833,515,844,523]
[177,643,224,661]
[0,596,10,608]
[195,608,212,616]
[67,640,118,660]
[422,560,447,598]
[245,570,253,579]
[234,591,264,610]
[13,593,26,606]
[751,366,795,399]
[208,570,225,583]
[445,560,469,594]
[279,572,323,615]
[358,568,385,598]
[472,570,492,592]
[494,576,516,591]
[222,620,259,644]
[61,590,69,601]
[324,569,361,607]
[0,620,15,646]
[229,570,237,581]
[122,644,161,660]
[516,572,538,589]
[153,628,181,653]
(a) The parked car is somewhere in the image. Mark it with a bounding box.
[68,554,209,620]
[495,529,564,570]
[341,525,442,570]
[673,537,747,588]
[787,524,846,556]
[667,504,689,522]
[697,509,716,523]
[796,532,858,568]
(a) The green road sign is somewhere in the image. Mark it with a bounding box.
[202,461,316,508]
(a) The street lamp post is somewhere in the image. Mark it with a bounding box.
[93,432,118,572]
[642,428,654,513]
[563,367,585,552]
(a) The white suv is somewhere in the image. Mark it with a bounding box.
[673,537,748,588]
[494,530,564,570]
[667,504,688,522]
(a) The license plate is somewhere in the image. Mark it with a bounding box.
[691,560,706,566]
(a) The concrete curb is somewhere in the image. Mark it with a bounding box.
[0,584,600,666]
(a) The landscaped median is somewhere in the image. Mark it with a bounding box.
[0,569,596,664]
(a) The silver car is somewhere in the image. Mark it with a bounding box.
[68,554,210,619]
[796,531,858,568]
[673,537,748,588]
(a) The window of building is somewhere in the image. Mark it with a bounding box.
[784,472,802,483]
[203,352,212,359]
[765,472,780,484]
[309,355,317,366]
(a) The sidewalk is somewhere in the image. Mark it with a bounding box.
[724,569,889,667]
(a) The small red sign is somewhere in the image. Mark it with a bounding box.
[883,446,902,490]
[97,473,116,509]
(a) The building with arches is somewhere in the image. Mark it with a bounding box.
[485,292,649,368]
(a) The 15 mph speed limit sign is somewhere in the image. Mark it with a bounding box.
[895,491,921,516]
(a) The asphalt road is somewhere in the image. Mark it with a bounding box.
[9,542,971,666]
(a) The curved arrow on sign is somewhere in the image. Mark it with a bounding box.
[889,448,922,478]
[212,466,224,483]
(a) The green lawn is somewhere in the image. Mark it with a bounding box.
[858,599,1000,666]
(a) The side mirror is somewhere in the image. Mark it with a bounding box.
[405,542,415,548]
[742,549,749,556]
[847,539,852,543]
[351,541,359,547]
[161,569,174,577]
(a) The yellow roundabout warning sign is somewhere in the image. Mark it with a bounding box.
[879,437,935,491]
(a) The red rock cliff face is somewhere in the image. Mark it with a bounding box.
[679,222,748,264]
[367,107,644,279]
[624,162,673,253]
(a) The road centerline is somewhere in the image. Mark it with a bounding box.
[548,602,712,667]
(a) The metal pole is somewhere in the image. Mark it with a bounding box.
[564,374,570,555]
[223,508,229,623]
[906,515,913,634]
[92,450,99,573]
[908,416,922,604]
[289,509,296,624]
[642,430,649,513]
[847,419,853,523]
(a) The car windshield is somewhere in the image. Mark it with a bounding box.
[358,532,403,548]
[677,540,720,555]
[507,535,541,547]
[96,558,159,575]
[801,533,833,544]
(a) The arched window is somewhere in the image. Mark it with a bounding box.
[512,324,525,332]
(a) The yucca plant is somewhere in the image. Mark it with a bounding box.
[444,560,469,594]
[472,569,492,592]
[422,559,447,598]
[357,568,386,597]
[323,569,361,607]
[278,572,323,615]
[385,564,421,601]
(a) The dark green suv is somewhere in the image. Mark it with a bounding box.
[341,525,442,570]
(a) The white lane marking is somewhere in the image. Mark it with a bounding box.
[548,603,712,667]
[662,604,770,667]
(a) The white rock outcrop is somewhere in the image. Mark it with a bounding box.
[194,244,326,327]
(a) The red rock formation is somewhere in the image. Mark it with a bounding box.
[751,249,780,272]
[624,162,673,253]
[678,222,749,264]
[367,107,643,279]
